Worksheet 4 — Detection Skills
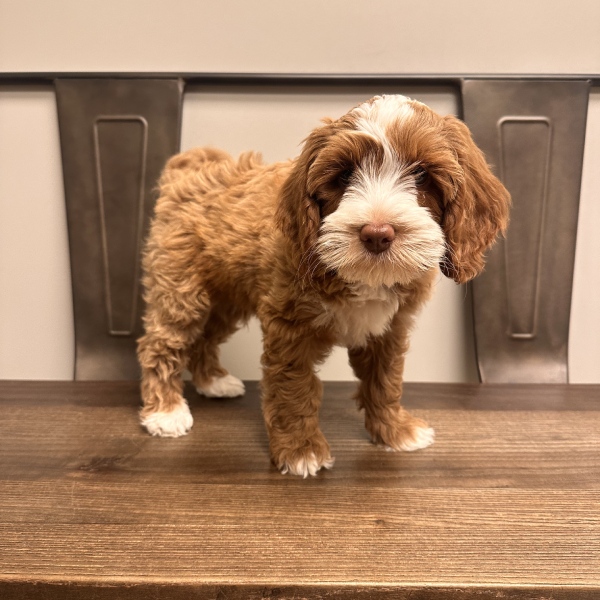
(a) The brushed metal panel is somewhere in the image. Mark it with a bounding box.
[55,79,184,380]
[463,80,590,383]
[93,116,148,336]
[499,117,551,339]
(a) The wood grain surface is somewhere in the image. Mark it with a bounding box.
[0,381,599,599]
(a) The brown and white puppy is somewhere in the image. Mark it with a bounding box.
[137,95,510,477]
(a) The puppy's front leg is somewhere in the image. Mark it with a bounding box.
[261,320,334,477]
[348,312,434,452]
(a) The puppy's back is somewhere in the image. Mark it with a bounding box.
[158,147,263,197]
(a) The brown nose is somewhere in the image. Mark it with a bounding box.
[360,223,396,254]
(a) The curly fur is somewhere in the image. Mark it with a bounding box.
[137,95,510,477]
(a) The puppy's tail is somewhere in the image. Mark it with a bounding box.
[158,147,263,196]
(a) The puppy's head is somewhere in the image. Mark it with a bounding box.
[277,95,510,287]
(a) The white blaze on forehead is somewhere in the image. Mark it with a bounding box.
[351,95,416,181]
[342,95,419,225]
[352,95,415,128]
[352,95,415,154]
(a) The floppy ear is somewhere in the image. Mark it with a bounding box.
[275,121,335,259]
[440,115,511,284]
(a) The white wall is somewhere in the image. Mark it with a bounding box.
[570,90,600,383]
[0,86,74,380]
[0,1,599,382]
[1,0,600,75]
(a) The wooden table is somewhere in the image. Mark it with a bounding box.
[0,381,598,599]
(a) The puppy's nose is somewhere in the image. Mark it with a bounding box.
[360,223,395,254]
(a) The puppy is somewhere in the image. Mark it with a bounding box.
[137,95,510,477]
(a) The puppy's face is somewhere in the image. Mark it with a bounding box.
[278,95,510,287]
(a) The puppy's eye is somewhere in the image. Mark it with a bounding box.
[413,166,428,186]
[337,168,354,187]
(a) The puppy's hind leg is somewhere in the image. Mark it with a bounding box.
[137,291,211,438]
[189,310,245,399]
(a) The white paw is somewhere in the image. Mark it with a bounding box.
[391,425,435,452]
[281,454,335,478]
[196,374,245,398]
[141,403,193,438]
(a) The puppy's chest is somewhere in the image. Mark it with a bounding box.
[317,285,400,348]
